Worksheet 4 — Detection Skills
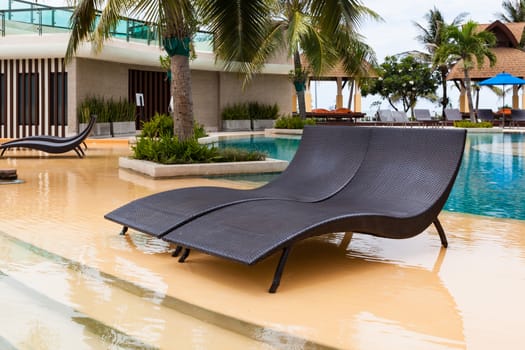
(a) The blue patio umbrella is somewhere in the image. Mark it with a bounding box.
[478,71,525,108]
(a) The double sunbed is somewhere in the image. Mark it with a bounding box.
[106,126,467,292]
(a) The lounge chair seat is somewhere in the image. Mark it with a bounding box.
[161,127,467,292]
[0,115,97,158]
[105,126,372,237]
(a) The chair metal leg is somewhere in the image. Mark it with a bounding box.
[119,226,128,235]
[171,245,182,257]
[433,218,448,248]
[269,247,291,293]
[74,147,84,158]
[178,248,191,263]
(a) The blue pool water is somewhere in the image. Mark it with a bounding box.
[218,132,525,221]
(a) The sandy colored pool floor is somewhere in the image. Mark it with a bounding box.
[1,140,525,349]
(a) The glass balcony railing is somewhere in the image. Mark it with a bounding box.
[0,0,213,51]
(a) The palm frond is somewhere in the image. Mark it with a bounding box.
[65,0,103,62]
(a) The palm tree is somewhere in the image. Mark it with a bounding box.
[66,0,272,141]
[336,32,377,109]
[414,7,466,119]
[496,0,525,22]
[435,20,497,122]
[255,0,379,118]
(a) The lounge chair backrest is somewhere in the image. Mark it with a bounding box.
[511,109,525,121]
[333,127,466,236]
[476,109,494,121]
[259,126,372,201]
[391,110,409,122]
[444,109,462,121]
[414,109,432,121]
[377,110,394,122]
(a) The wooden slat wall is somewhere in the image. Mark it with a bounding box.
[128,69,170,128]
[0,57,67,138]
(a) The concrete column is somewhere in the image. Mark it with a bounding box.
[291,91,297,113]
[512,86,519,108]
[305,79,312,112]
[460,86,469,113]
[353,83,362,112]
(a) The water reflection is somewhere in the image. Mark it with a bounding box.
[219,133,525,220]
[446,133,525,219]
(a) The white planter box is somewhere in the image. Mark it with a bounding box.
[252,119,275,131]
[222,120,251,131]
[112,121,136,136]
[79,121,135,137]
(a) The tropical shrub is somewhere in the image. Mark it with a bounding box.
[140,113,208,139]
[133,114,264,164]
[274,115,316,129]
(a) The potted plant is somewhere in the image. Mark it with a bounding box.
[78,96,136,137]
[221,103,251,131]
[250,102,279,130]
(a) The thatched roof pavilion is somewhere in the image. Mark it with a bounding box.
[297,57,376,113]
[447,20,525,111]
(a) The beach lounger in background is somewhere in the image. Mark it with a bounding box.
[376,110,394,124]
[105,126,372,238]
[391,110,410,125]
[414,109,438,126]
[0,115,97,158]
[476,109,498,125]
[510,109,525,127]
[443,108,463,125]
[162,127,467,292]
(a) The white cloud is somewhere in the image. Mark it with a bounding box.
[312,0,511,114]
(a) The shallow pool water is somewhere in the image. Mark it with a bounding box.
[218,132,525,221]
[1,138,525,349]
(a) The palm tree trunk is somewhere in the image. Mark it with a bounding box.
[171,54,194,140]
[464,70,476,122]
[440,65,449,119]
[293,50,307,119]
[347,80,355,109]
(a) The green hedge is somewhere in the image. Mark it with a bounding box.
[221,102,279,120]
[274,115,316,129]
[453,120,493,128]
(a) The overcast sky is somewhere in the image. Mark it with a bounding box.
[334,0,510,114]
[361,0,506,60]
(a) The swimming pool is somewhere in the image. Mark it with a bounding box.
[218,132,525,221]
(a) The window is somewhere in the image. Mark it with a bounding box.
[17,72,39,125]
[49,72,68,125]
[0,73,5,125]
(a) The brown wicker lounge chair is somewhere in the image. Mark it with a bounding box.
[105,126,372,238]
[0,115,97,158]
[162,127,467,292]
